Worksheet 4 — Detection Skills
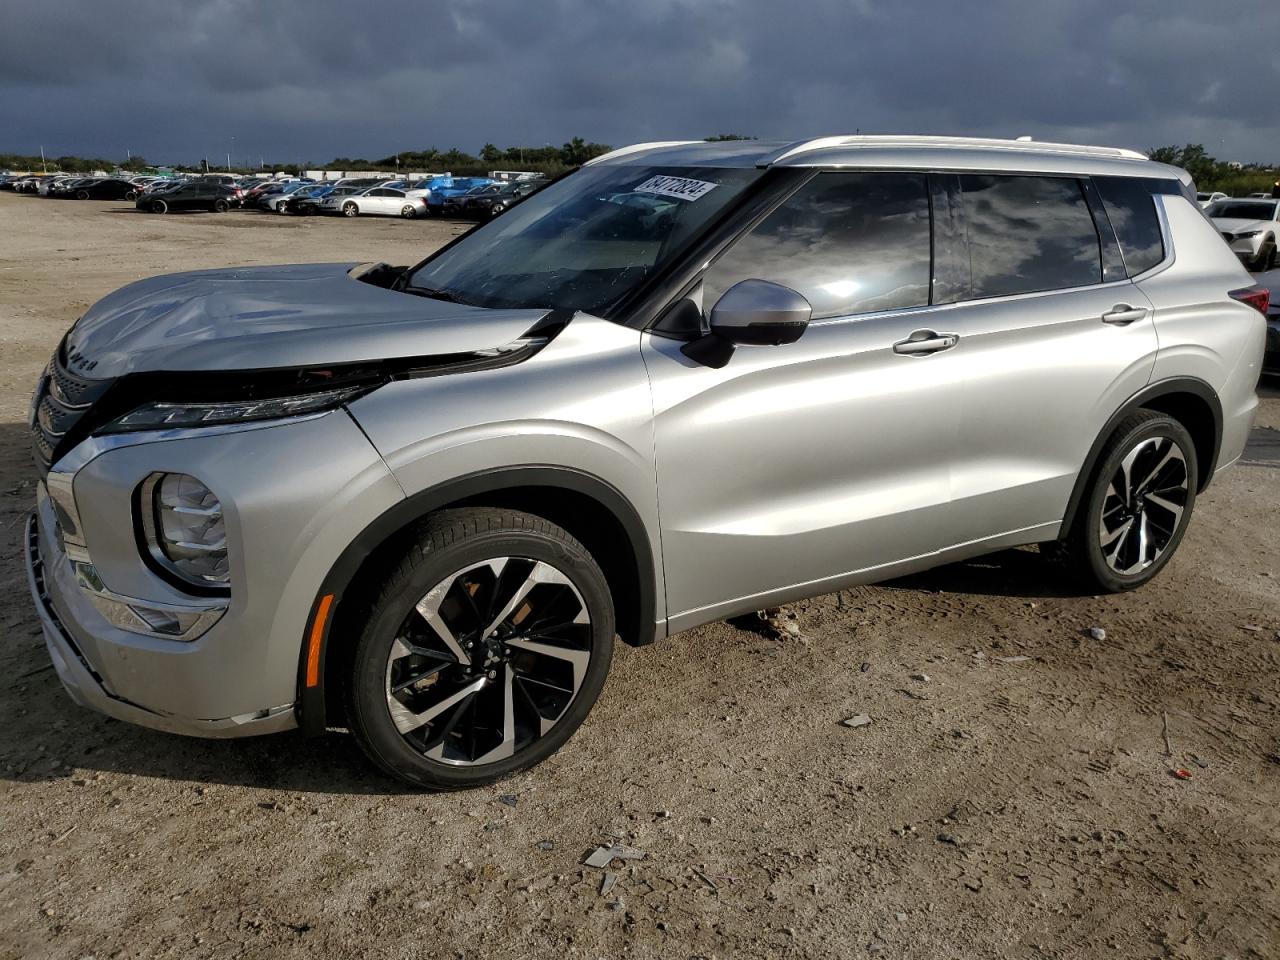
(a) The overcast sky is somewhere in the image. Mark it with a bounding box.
[2,0,1277,166]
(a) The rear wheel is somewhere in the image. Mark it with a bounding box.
[151,199,168,214]
[75,190,89,200]
[346,508,614,789]
[343,201,359,217]
[490,202,506,217]
[400,204,416,218]
[125,190,137,201]
[1061,410,1197,592]
[213,199,230,213]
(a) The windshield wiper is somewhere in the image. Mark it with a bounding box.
[403,285,470,305]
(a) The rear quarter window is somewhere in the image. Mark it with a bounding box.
[959,175,1102,298]
[1094,176,1165,276]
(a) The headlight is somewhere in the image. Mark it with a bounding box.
[140,473,228,588]
[102,383,370,433]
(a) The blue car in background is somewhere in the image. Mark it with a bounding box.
[414,176,495,215]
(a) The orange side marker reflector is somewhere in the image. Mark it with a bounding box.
[306,594,334,688]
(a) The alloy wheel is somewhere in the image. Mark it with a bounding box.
[384,556,593,766]
[1097,435,1189,575]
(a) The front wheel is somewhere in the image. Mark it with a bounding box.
[76,190,89,200]
[489,202,506,217]
[1061,409,1197,592]
[346,508,615,789]
[151,199,168,214]
[342,201,358,217]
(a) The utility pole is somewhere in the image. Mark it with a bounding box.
[40,146,46,173]
[229,136,235,173]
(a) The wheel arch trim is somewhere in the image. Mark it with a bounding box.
[295,465,659,736]
[1060,376,1222,537]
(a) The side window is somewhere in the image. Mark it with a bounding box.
[959,175,1102,298]
[1093,176,1166,276]
[703,172,931,320]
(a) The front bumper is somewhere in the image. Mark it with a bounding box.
[22,410,404,738]
[25,511,296,738]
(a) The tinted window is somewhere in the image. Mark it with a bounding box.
[960,175,1101,298]
[1203,200,1278,220]
[1094,176,1165,276]
[703,172,931,320]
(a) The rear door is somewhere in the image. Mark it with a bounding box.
[932,173,1159,546]
[644,171,965,626]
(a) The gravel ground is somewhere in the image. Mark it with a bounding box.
[0,193,1278,960]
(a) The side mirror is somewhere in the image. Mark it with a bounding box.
[681,279,812,369]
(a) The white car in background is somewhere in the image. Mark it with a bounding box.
[1196,191,1227,207]
[319,185,425,218]
[1204,197,1280,271]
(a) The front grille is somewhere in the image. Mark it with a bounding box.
[30,347,113,474]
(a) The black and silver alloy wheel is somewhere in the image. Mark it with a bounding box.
[1062,409,1198,592]
[348,508,614,789]
[386,557,592,765]
[1097,436,1189,575]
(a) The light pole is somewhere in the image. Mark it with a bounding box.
[228,136,235,173]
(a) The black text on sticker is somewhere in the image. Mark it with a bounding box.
[632,175,718,201]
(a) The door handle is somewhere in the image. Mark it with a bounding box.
[893,330,959,355]
[1101,304,1148,325]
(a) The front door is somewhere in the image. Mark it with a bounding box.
[644,171,963,627]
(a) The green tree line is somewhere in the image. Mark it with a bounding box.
[1147,144,1280,195]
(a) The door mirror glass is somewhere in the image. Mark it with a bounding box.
[709,279,811,345]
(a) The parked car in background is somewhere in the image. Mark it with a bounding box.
[1204,198,1280,270]
[136,180,238,214]
[257,182,314,212]
[424,177,495,215]
[40,177,84,196]
[1254,268,1280,374]
[278,182,338,215]
[458,178,545,218]
[49,178,139,201]
[318,185,425,218]
[441,182,501,217]
[1197,191,1228,207]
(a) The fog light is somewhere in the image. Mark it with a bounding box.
[140,473,229,588]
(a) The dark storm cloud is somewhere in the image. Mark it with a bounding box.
[2,0,1278,166]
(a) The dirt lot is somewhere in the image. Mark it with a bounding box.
[0,193,1277,960]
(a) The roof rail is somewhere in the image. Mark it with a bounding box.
[766,135,1148,165]
[584,141,700,165]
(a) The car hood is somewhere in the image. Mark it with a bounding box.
[1211,217,1271,234]
[64,262,553,379]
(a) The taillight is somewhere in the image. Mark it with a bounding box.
[1229,285,1270,315]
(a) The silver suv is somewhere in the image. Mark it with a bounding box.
[25,137,1267,788]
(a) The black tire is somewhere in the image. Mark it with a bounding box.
[125,190,137,201]
[75,190,89,200]
[151,199,168,214]
[346,507,615,790]
[1061,409,1198,592]
[1252,240,1276,272]
[400,204,416,218]
[342,201,358,217]
[490,202,506,217]
[213,199,229,213]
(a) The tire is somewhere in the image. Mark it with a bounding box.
[213,199,229,213]
[400,204,416,218]
[490,202,506,217]
[342,201,358,217]
[75,190,89,200]
[346,507,615,790]
[1252,240,1276,272]
[125,190,137,201]
[151,199,168,214]
[1061,409,1198,592]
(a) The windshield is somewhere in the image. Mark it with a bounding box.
[1206,200,1277,219]
[405,165,763,315]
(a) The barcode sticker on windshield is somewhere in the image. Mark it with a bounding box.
[632,175,718,201]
